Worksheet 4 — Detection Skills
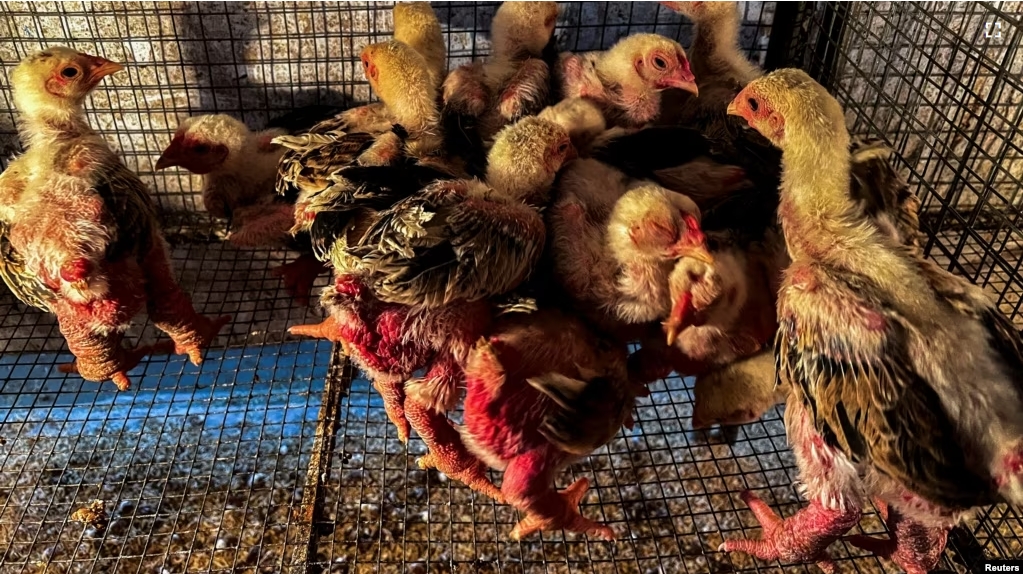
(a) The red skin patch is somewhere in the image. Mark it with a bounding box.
[996,447,1023,488]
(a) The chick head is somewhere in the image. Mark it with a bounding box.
[156,114,249,174]
[727,68,843,148]
[538,97,607,151]
[662,237,720,343]
[360,40,438,133]
[603,34,698,96]
[607,183,709,265]
[10,46,123,117]
[487,116,573,203]
[491,1,559,60]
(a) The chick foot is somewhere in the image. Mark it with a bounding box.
[59,340,176,391]
[373,376,410,444]
[510,477,616,541]
[845,500,947,574]
[406,399,504,502]
[168,313,232,366]
[272,252,327,306]
[288,317,352,355]
[720,491,861,574]
[227,202,294,249]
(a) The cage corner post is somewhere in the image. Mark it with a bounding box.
[763,0,804,71]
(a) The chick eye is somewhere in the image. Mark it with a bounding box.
[194,144,210,155]
[557,142,569,154]
[61,67,79,78]
[652,56,667,70]
[748,97,759,112]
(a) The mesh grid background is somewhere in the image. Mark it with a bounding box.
[0,2,1019,573]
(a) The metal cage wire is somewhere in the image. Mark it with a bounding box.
[0,2,1018,573]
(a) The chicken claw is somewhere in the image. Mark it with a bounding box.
[170,314,231,366]
[844,499,947,574]
[416,450,504,502]
[406,399,504,502]
[510,477,616,541]
[719,490,860,574]
[373,376,411,444]
[272,252,327,306]
[288,316,352,355]
[58,339,176,391]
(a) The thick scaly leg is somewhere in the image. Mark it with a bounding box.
[373,375,410,444]
[227,202,295,249]
[405,398,503,502]
[720,492,860,574]
[142,238,231,366]
[58,335,175,391]
[271,252,327,307]
[504,447,615,541]
[845,499,948,574]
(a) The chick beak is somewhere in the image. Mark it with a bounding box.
[726,99,741,117]
[677,244,714,265]
[664,291,693,347]
[155,140,183,171]
[661,61,699,96]
[665,77,699,97]
[85,56,124,83]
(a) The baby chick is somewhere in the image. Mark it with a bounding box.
[288,117,574,500]
[691,349,787,430]
[556,33,699,128]
[722,68,1023,574]
[2,47,230,389]
[461,307,630,541]
[442,1,559,144]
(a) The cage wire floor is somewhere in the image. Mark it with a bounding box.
[0,224,1018,574]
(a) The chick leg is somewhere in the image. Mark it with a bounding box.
[504,447,615,541]
[373,374,410,444]
[271,252,328,307]
[497,58,551,121]
[721,491,860,574]
[845,500,947,574]
[50,261,160,390]
[227,202,295,249]
[58,332,175,391]
[405,398,503,502]
[141,238,231,366]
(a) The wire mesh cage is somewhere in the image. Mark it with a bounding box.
[0,2,1020,573]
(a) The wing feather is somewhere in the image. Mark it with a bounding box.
[778,270,996,510]
[351,181,546,308]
